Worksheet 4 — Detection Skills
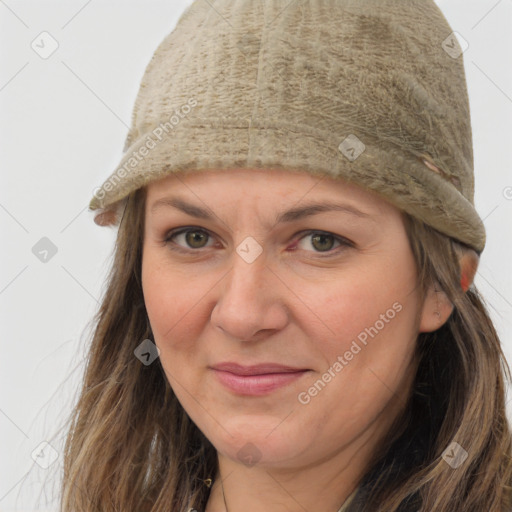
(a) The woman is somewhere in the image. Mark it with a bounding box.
[60,0,512,511]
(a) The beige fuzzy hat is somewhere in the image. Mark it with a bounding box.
[88,0,486,253]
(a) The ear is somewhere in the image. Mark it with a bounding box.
[418,282,454,333]
[91,199,125,227]
[419,248,480,333]
[459,248,479,293]
[93,209,118,226]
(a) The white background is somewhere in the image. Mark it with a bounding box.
[1,1,511,510]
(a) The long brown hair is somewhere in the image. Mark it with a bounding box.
[59,184,512,512]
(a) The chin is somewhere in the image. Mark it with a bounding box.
[204,419,310,468]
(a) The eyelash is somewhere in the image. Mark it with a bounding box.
[162,227,354,257]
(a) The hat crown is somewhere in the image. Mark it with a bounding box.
[126,0,474,199]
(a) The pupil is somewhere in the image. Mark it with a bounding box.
[313,234,332,251]
[188,231,206,247]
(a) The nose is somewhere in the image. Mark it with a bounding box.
[210,248,290,342]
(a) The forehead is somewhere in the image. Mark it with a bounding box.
[145,167,394,216]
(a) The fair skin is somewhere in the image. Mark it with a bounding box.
[141,168,476,512]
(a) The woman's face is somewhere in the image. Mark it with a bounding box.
[141,168,430,470]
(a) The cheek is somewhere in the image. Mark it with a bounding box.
[141,251,200,358]
[142,268,200,408]
[301,246,419,406]
[303,249,419,354]
[295,251,420,434]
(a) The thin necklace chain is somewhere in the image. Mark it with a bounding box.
[221,479,229,512]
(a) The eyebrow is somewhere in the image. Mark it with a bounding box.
[150,196,374,226]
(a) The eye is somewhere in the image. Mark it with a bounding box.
[293,230,353,255]
[164,227,215,252]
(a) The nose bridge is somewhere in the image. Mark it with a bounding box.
[224,241,271,307]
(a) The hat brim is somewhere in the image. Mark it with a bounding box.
[89,117,486,252]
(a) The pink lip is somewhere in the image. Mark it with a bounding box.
[210,362,310,396]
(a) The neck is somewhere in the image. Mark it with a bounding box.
[203,431,376,512]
